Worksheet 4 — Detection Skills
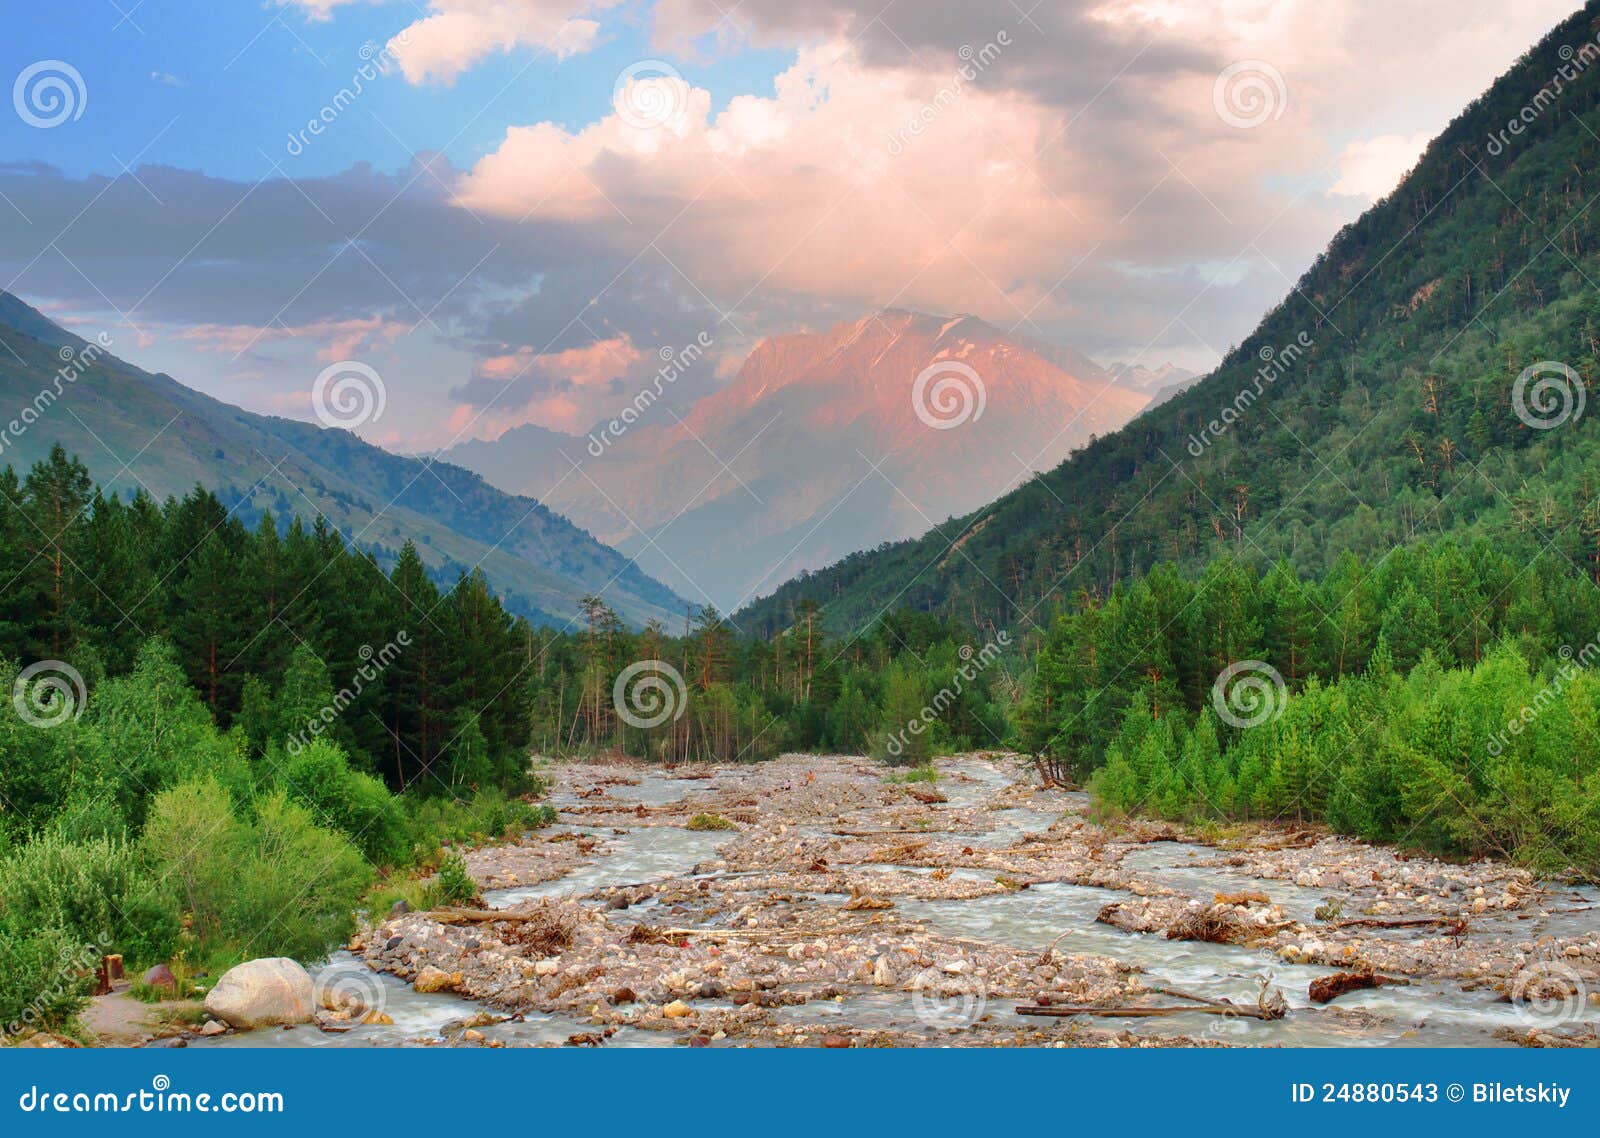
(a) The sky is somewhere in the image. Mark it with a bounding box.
[0,0,1582,453]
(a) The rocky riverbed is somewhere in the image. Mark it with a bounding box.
[200,753,1600,1048]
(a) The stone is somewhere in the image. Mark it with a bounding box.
[389,899,411,917]
[611,986,637,1004]
[363,1010,395,1025]
[141,964,176,991]
[462,1029,485,1043]
[872,956,896,987]
[534,959,560,976]
[198,1020,226,1036]
[203,958,315,1030]
[662,999,694,1018]
[413,966,455,993]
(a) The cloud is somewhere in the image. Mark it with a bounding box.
[1330,132,1431,200]
[446,330,728,436]
[384,0,618,84]
[174,316,410,362]
[454,38,1334,356]
[277,0,375,21]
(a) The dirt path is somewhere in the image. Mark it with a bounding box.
[78,984,202,1047]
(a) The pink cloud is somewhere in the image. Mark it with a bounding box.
[384,0,616,85]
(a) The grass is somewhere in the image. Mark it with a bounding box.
[686,813,737,832]
[885,764,939,784]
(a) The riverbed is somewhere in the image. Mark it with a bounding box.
[194,753,1600,1048]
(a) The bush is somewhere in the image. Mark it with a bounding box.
[140,780,372,962]
[0,833,179,965]
[277,739,408,866]
[233,793,372,959]
[404,790,553,862]
[423,851,479,908]
[0,925,96,1038]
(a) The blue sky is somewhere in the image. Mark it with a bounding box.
[1,0,789,181]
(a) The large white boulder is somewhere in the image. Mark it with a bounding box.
[203,958,315,1029]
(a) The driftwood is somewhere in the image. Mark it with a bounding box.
[831,828,984,836]
[1017,978,1288,1022]
[429,906,566,927]
[1330,916,1468,932]
[1308,971,1407,1004]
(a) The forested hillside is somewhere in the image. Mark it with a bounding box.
[739,2,1600,637]
[0,292,685,628]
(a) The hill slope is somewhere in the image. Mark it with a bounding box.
[445,310,1146,611]
[0,293,685,628]
[738,1,1600,636]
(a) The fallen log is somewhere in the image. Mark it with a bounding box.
[1330,916,1468,932]
[429,907,545,924]
[831,828,985,836]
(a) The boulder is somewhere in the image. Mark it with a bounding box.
[141,964,176,991]
[203,958,315,1029]
[413,966,455,993]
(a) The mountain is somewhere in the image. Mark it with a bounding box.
[0,293,685,629]
[1106,361,1199,407]
[444,310,1147,612]
[735,1,1600,635]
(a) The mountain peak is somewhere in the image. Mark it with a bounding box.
[445,310,1147,608]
